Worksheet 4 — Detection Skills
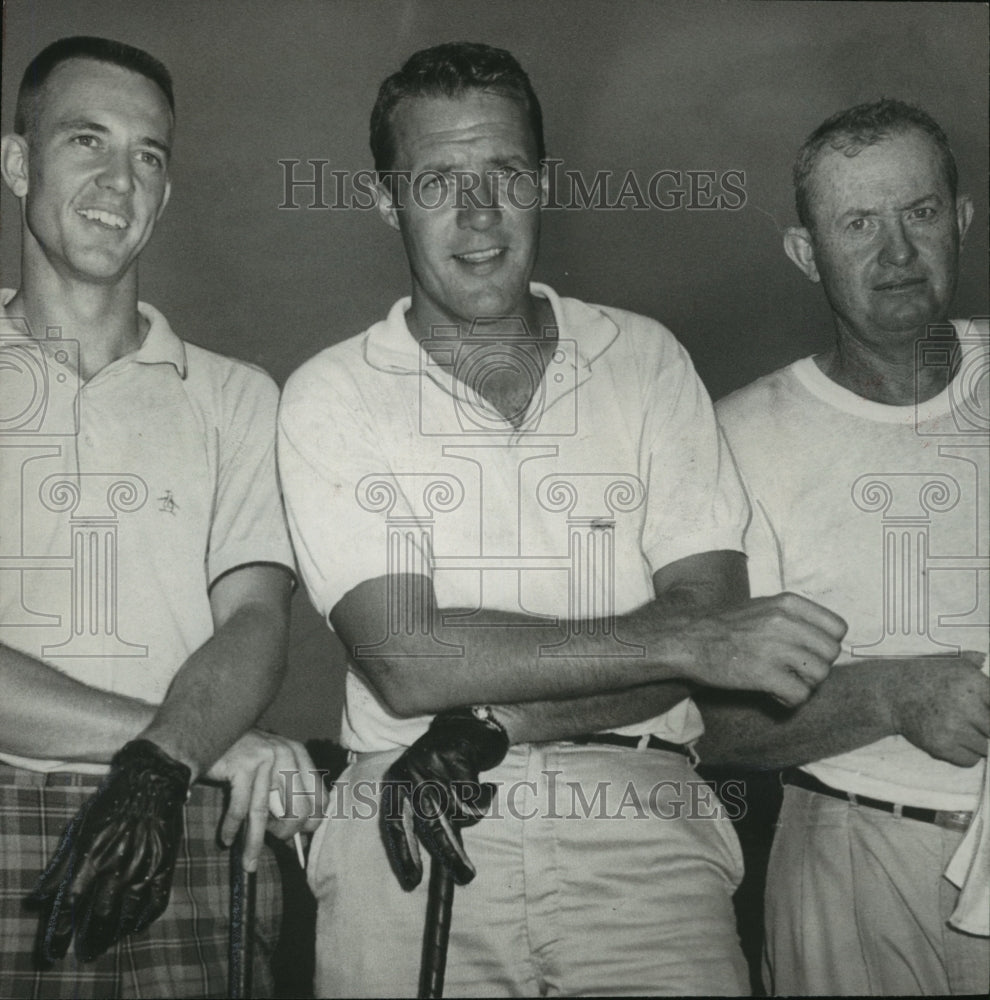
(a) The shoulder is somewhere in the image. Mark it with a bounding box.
[281,329,370,411]
[716,360,805,430]
[559,294,692,375]
[182,340,279,405]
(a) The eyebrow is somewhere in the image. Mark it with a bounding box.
[837,192,942,221]
[53,119,172,157]
[417,155,530,176]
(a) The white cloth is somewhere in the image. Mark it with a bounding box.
[945,759,990,935]
[717,319,988,812]
[278,283,748,752]
[0,290,295,773]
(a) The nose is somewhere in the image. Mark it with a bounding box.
[456,172,502,231]
[878,217,917,268]
[95,149,134,194]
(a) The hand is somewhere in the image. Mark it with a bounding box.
[886,652,989,766]
[205,729,321,872]
[29,739,191,963]
[674,593,847,707]
[381,707,509,891]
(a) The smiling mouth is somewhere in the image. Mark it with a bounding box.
[453,248,505,264]
[77,208,128,230]
[874,277,926,292]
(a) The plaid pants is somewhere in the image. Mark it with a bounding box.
[0,766,280,999]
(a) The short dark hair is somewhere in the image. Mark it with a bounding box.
[369,41,545,177]
[793,98,958,230]
[14,35,174,136]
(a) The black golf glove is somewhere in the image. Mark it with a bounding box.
[29,739,191,962]
[381,706,509,890]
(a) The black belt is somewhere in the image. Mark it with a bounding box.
[570,733,691,758]
[783,768,972,832]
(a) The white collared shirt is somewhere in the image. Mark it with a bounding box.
[279,283,748,752]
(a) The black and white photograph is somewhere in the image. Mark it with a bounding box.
[1,2,987,997]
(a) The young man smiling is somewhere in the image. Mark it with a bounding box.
[0,36,314,997]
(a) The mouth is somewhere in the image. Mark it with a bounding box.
[453,247,505,264]
[873,277,926,292]
[76,208,129,231]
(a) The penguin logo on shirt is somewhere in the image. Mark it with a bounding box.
[158,490,179,515]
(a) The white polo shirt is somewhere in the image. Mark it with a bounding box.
[279,283,747,753]
[0,290,295,773]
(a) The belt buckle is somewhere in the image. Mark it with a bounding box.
[934,810,972,833]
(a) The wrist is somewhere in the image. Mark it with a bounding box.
[114,739,192,795]
[432,705,510,771]
[131,728,201,783]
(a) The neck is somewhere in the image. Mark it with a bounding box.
[8,267,145,381]
[415,293,557,427]
[816,321,958,405]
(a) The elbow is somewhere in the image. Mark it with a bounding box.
[355,659,441,719]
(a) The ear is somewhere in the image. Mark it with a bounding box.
[955,194,974,246]
[538,163,550,209]
[375,176,400,232]
[1,133,30,198]
[783,226,820,283]
[156,175,172,220]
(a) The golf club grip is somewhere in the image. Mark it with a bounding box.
[418,861,455,999]
[229,825,256,999]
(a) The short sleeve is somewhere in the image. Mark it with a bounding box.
[638,338,750,574]
[278,355,424,622]
[207,367,296,584]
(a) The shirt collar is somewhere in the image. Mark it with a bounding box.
[0,289,187,379]
[363,282,620,377]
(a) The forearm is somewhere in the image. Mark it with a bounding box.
[495,682,693,744]
[350,586,696,716]
[0,642,155,762]
[696,661,893,768]
[139,603,287,780]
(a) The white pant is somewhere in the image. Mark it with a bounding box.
[765,784,990,996]
[309,742,747,997]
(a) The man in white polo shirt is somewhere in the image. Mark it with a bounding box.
[0,36,313,997]
[279,42,846,997]
[699,99,989,995]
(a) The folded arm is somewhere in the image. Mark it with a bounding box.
[696,652,989,769]
[332,550,846,723]
[0,643,155,762]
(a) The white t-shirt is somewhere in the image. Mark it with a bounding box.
[0,291,295,772]
[279,283,748,752]
[717,318,988,811]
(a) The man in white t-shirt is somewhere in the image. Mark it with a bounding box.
[699,99,989,995]
[278,41,847,997]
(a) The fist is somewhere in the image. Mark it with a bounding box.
[677,593,847,707]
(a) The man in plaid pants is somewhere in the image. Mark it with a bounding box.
[0,36,314,998]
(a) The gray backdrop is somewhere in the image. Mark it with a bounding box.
[2,0,987,742]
